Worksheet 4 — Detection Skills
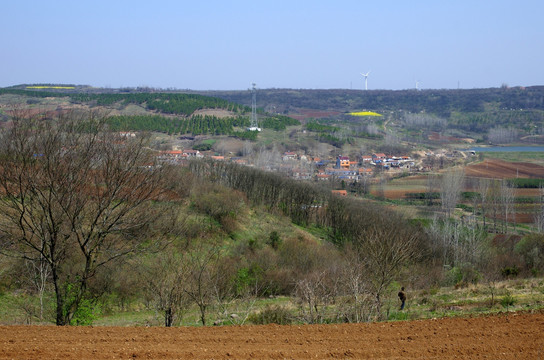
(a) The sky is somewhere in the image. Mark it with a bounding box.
[2,0,543,90]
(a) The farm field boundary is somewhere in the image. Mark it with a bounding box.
[0,311,542,359]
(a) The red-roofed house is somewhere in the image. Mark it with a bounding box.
[372,153,387,161]
[358,168,373,176]
[157,150,186,163]
[183,149,202,158]
[283,152,297,161]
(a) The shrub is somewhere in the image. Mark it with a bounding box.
[234,265,263,296]
[190,183,246,233]
[501,266,519,278]
[267,231,282,250]
[507,178,544,188]
[71,298,101,326]
[500,293,516,310]
[445,265,481,287]
[514,234,544,273]
[248,305,294,325]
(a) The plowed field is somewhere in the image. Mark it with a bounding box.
[465,159,544,179]
[1,312,542,359]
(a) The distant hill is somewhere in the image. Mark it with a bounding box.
[3,84,544,142]
[6,84,544,116]
[193,86,544,117]
[192,87,544,141]
[0,86,299,139]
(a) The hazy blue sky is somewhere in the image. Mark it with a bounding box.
[2,0,543,90]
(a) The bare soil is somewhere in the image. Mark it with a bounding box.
[289,109,341,121]
[1,312,542,359]
[465,159,544,179]
[375,189,417,199]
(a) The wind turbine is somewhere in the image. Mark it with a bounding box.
[361,71,371,90]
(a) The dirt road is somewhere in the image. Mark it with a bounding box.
[0,311,542,359]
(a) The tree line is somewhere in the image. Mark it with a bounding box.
[106,114,299,137]
[188,159,424,246]
[0,88,248,116]
[207,86,544,117]
[71,93,248,116]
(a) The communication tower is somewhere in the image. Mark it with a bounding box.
[248,83,261,131]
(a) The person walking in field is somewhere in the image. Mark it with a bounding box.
[398,287,407,310]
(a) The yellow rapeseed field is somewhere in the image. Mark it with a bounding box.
[26,86,75,89]
[348,111,383,116]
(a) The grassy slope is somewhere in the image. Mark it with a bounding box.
[2,277,542,326]
[481,151,544,166]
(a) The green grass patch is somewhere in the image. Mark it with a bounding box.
[483,152,544,165]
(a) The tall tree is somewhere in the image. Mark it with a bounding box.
[477,178,490,229]
[535,184,544,233]
[500,180,515,232]
[184,240,222,326]
[358,223,422,319]
[0,111,167,325]
[440,169,465,218]
[139,250,191,327]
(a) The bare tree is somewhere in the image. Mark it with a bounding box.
[488,127,518,144]
[477,178,490,229]
[376,173,386,200]
[358,224,422,319]
[254,145,281,170]
[295,268,338,324]
[488,180,501,233]
[500,180,515,232]
[403,113,447,131]
[316,142,329,159]
[242,141,253,157]
[214,140,228,156]
[535,184,544,233]
[139,250,191,327]
[426,215,452,266]
[425,174,437,206]
[340,245,372,322]
[25,256,51,322]
[0,111,168,325]
[366,124,380,135]
[458,223,487,267]
[184,240,221,326]
[440,169,465,218]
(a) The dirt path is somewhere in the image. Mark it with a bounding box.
[1,311,542,359]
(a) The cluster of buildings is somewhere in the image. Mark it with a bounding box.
[363,153,415,169]
[312,153,414,182]
[156,145,414,184]
[156,149,204,163]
